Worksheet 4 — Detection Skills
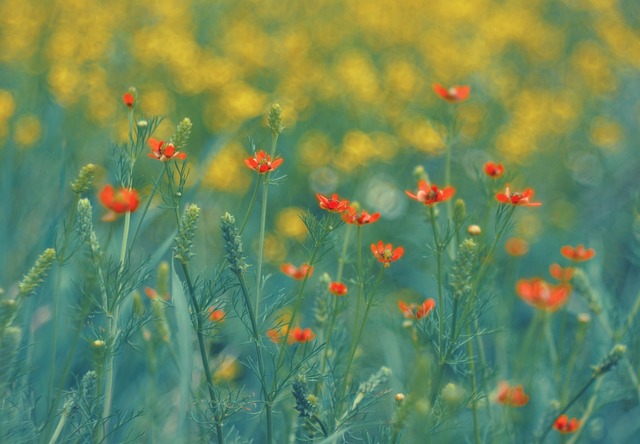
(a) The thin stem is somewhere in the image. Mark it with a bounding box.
[255,175,269,318]
[239,179,261,235]
[429,206,445,357]
[466,323,481,444]
[129,169,165,249]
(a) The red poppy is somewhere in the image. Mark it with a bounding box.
[329,282,348,296]
[123,92,135,108]
[405,180,455,206]
[433,83,470,103]
[553,415,580,434]
[280,263,313,280]
[342,206,380,225]
[99,185,140,221]
[398,298,436,319]
[148,138,187,162]
[244,150,283,174]
[516,278,571,312]
[316,193,350,213]
[549,263,574,282]
[288,326,315,344]
[208,307,225,322]
[495,381,529,407]
[484,161,504,178]
[496,185,541,207]
[371,241,404,268]
[560,244,595,262]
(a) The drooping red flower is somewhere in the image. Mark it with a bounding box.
[208,307,225,322]
[516,278,572,312]
[123,92,135,108]
[342,206,380,225]
[398,298,436,319]
[280,263,313,280]
[316,193,350,213]
[553,415,581,434]
[495,381,529,407]
[288,326,315,344]
[549,263,574,282]
[244,150,283,174]
[560,244,595,262]
[484,161,504,178]
[496,185,541,207]
[148,138,187,162]
[99,185,140,221]
[371,241,404,267]
[405,180,455,206]
[329,282,348,296]
[433,83,471,103]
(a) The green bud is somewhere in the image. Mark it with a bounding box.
[171,117,192,152]
[70,163,96,194]
[18,248,56,297]
[268,103,284,136]
[174,204,200,265]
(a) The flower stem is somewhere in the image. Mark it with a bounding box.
[429,206,445,357]
[466,323,481,444]
[255,175,269,318]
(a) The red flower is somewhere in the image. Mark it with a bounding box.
[316,193,350,213]
[433,83,470,103]
[516,278,572,312]
[148,138,187,162]
[398,298,436,319]
[496,185,541,207]
[208,307,225,322]
[405,180,455,206]
[495,381,529,407]
[288,326,315,344]
[553,415,580,434]
[244,150,283,174]
[99,185,140,222]
[280,263,313,280]
[560,244,595,262]
[329,281,348,296]
[342,206,380,225]
[484,161,504,178]
[549,263,574,282]
[371,241,404,267]
[123,92,135,108]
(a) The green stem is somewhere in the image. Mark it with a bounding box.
[255,175,269,318]
[129,169,165,250]
[239,179,261,235]
[466,323,481,444]
[429,206,445,357]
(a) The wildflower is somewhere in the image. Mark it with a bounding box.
[484,161,504,178]
[316,193,350,213]
[244,150,283,173]
[495,381,529,407]
[288,327,315,344]
[371,241,404,267]
[123,92,135,108]
[281,263,313,280]
[208,307,225,322]
[549,263,574,282]
[560,244,595,262]
[148,138,187,162]
[432,83,470,103]
[505,238,529,256]
[99,185,140,221]
[329,281,348,296]
[398,298,436,319]
[405,180,455,206]
[342,206,380,225]
[516,278,572,312]
[553,415,580,434]
[496,185,541,206]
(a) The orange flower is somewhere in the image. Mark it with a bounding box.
[432,83,470,103]
[123,92,135,108]
[342,207,380,225]
[329,282,348,296]
[505,238,529,256]
[316,193,350,213]
[484,161,504,178]
[495,381,529,407]
[148,138,187,162]
[244,150,283,174]
[405,180,455,206]
[398,298,436,319]
[208,307,225,322]
[280,263,313,280]
[549,263,574,282]
[371,241,404,267]
[496,185,541,207]
[516,278,572,312]
[99,185,140,222]
[288,326,315,344]
[560,244,595,262]
[553,415,581,434]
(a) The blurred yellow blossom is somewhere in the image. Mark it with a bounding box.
[14,114,41,148]
[276,207,307,241]
[202,141,250,193]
